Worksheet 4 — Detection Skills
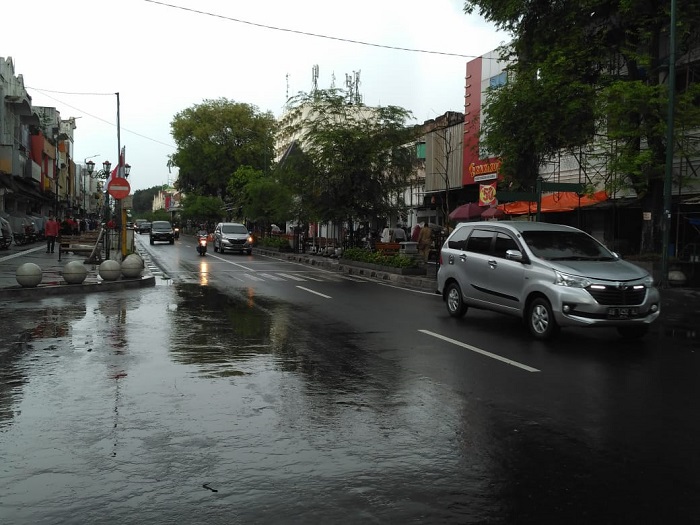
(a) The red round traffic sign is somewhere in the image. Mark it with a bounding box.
[108,177,131,200]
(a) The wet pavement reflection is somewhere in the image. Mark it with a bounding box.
[1,282,699,523]
[0,284,509,524]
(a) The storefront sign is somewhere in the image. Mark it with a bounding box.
[469,159,502,178]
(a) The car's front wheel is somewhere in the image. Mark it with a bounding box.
[527,297,559,340]
[445,282,468,318]
[214,242,219,252]
[149,238,154,245]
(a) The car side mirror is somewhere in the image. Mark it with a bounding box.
[505,249,524,262]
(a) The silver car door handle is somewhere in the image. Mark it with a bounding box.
[459,253,467,262]
[488,259,497,268]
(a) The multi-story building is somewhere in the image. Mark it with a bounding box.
[0,57,85,240]
[461,45,700,257]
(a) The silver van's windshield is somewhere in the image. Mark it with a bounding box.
[521,231,616,261]
[221,224,248,234]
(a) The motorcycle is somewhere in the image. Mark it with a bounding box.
[174,227,180,240]
[196,234,208,256]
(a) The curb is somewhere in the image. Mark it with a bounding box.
[254,248,439,293]
[0,273,156,300]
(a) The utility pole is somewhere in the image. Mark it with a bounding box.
[661,0,677,288]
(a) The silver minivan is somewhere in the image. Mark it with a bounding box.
[213,222,253,254]
[437,221,660,340]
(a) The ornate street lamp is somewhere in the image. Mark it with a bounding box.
[85,159,112,179]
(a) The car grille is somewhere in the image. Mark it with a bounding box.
[227,238,246,246]
[586,285,647,305]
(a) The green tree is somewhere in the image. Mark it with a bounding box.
[169,98,276,199]
[224,165,294,229]
[275,142,323,227]
[180,194,225,224]
[464,0,700,253]
[132,186,168,217]
[285,88,419,229]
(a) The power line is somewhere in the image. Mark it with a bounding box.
[27,86,177,149]
[143,0,484,59]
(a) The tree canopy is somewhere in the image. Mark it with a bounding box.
[464,0,700,251]
[283,89,420,226]
[169,98,276,200]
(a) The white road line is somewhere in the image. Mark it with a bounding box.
[296,286,332,298]
[276,272,306,281]
[258,273,285,281]
[211,255,254,270]
[419,330,540,373]
[243,273,264,281]
[300,274,324,281]
[0,245,45,262]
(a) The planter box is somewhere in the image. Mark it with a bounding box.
[339,259,426,276]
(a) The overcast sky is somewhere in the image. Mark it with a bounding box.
[4,0,507,191]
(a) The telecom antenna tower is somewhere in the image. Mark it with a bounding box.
[312,64,319,93]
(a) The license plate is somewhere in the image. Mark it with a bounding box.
[607,307,638,319]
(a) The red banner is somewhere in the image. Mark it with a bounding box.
[479,182,497,206]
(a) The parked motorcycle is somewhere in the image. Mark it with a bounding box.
[196,234,208,256]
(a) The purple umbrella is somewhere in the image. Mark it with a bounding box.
[481,207,505,219]
[448,203,488,221]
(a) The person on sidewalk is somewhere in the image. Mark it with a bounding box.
[418,222,433,261]
[45,214,60,254]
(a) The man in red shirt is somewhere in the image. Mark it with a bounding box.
[45,213,60,254]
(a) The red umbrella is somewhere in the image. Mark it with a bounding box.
[481,206,505,219]
[448,203,488,221]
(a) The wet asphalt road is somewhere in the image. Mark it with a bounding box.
[1,237,700,523]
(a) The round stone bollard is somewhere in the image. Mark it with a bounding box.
[62,260,88,284]
[16,262,42,288]
[668,269,687,287]
[121,254,144,279]
[99,259,122,281]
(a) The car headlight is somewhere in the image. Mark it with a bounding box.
[643,275,654,287]
[554,270,591,288]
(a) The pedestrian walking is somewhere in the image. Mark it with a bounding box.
[45,213,59,254]
[393,224,407,242]
[411,223,421,242]
[417,222,432,261]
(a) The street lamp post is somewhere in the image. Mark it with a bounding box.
[83,155,100,216]
[86,160,112,258]
[119,163,132,257]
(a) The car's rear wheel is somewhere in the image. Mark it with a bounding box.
[617,325,649,340]
[527,297,559,340]
[445,282,468,318]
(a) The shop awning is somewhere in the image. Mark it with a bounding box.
[499,190,608,215]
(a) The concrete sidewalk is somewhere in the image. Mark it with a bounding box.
[0,242,155,300]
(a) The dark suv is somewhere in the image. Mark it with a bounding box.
[149,221,175,245]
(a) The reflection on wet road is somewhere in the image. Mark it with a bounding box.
[0,284,509,524]
[2,279,700,523]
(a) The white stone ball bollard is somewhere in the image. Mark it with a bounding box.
[16,262,42,288]
[62,260,88,284]
[121,254,144,278]
[99,259,122,281]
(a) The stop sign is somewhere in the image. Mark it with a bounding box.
[108,177,131,200]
